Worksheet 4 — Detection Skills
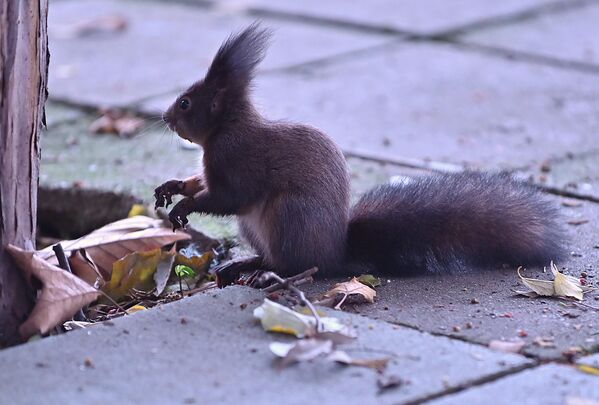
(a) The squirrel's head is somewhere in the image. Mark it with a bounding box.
[163,23,271,145]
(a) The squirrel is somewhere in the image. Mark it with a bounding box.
[154,23,566,282]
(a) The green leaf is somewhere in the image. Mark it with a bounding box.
[357,274,382,288]
[174,265,196,279]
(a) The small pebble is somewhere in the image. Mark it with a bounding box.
[470,298,480,304]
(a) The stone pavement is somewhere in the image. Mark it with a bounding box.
[4,0,599,403]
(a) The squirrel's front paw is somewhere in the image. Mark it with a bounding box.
[154,180,184,209]
[168,197,195,231]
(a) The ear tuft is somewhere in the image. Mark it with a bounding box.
[205,22,272,90]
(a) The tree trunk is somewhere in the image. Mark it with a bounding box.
[0,0,49,347]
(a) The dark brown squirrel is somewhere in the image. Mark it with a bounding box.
[155,23,566,281]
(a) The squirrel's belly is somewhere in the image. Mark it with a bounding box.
[238,200,273,263]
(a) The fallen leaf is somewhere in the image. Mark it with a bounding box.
[51,14,127,39]
[63,320,94,331]
[103,248,174,301]
[577,364,599,377]
[327,350,390,372]
[517,263,588,301]
[488,340,525,353]
[6,245,101,340]
[322,277,376,309]
[89,110,144,137]
[357,274,381,289]
[253,299,349,338]
[154,250,176,296]
[128,204,148,217]
[533,336,556,348]
[517,267,555,296]
[38,216,190,279]
[69,248,104,288]
[126,305,147,314]
[551,263,584,301]
[270,339,334,368]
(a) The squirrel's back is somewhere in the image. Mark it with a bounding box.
[346,172,566,275]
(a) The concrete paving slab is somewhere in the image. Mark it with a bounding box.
[41,108,599,362]
[461,2,599,68]
[430,364,599,404]
[141,41,599,170]
[578,353,599,368]
[304,193,599,360]
[0,286,532,405]
[525,149,599,201]
[48,0,389,107]
[201,0,564,36]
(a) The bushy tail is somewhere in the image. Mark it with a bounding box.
[346,172,566,275]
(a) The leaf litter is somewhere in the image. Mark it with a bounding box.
[9,212,219,339]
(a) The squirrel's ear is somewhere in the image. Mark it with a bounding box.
[204,22,272,91]
[210,88,226,115]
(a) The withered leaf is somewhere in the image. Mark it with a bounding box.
[103,248,175,301]
[38,216,190,279]
[254,299,349,338]
[488,340,525,353]
[327,350,390,372]
[270,339,334,368]
[7,245,101,340]
[323,277,376,309]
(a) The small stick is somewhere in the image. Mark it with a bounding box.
[53,244,86,322]
[259,268,323,332]
[263,267,318,293]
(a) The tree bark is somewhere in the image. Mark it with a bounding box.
[0,0,49,347]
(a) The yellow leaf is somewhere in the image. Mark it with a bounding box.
[126,305,147,314]
[6,245,101,340]
[103,248,174,301]
[128,204,148,217]
[578,364,599,377]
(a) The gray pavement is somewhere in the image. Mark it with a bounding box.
[0,287,534,405]
[7,0,599,402]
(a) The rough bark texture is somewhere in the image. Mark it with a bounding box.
[0,0,49,347]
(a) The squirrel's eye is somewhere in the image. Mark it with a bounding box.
[179,98,191,111]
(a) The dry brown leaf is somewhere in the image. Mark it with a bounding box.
[38,216,190,279]
[6,245,101,340]
[69,249,104,288]
[51,15,127,39]
[323,277,376,309]
[327,350,390,372]
[488,340,525,353]
[89,110,144,138]
[533,336,556,348]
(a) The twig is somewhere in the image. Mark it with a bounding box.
[259,268,323,332]
[53,243,86,322]
[263,267,319,293]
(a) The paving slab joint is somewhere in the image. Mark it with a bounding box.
[405,362,539,404]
